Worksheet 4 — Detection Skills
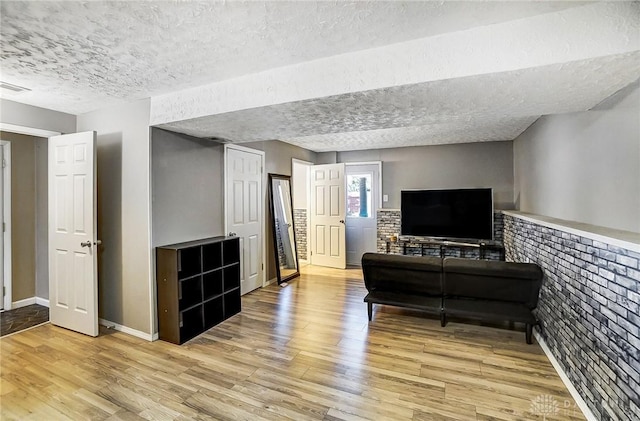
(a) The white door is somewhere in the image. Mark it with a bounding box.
[310,163,346,269]
[48,131,98,336]
[346,163,381,266]
[225,145,264,295]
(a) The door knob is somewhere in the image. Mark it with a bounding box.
[80,241,92,247]
[228,232,237,237]
[94,240,102,246]
[339,220,345,224]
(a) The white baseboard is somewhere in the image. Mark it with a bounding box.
[533,330,597,421]
[11,297,36,309]
[99,318,155,342]
[35,297,49,307]
[10,296,50,309]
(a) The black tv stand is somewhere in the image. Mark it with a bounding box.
[386,237,504,260]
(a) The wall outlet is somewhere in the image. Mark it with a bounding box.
[383,194,389,202]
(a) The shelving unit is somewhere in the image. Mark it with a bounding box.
[156,236,241,344]
[385,237,504,260]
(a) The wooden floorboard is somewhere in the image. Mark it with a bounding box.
[0,265,585,420]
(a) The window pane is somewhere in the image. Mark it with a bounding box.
[346,173,372,218]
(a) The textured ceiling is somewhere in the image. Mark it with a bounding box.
[1,1,639,152]
[0,0,582,114]
[157,52,640,151]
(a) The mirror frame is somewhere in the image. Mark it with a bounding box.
[268,173,300,284]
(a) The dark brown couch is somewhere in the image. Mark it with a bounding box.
[361,253,543,343]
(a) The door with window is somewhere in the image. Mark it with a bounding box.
[345,162,381,266]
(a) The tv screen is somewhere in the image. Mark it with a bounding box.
[401,188,493,240]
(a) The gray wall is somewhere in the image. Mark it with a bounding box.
[77,98,154,335]
[514,81,640,232]
[152,128,225,246]
[0,99,76,134]
[244,140,317,177]
[337,141,515,210]
[35,137,48,299]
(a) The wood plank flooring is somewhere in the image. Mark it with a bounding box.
[0,265,585,420]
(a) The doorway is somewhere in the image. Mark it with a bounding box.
[291,159,312,266]
[345,162,381,266]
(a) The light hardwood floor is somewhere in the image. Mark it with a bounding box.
[0,265,584,420]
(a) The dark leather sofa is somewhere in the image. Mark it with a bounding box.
[362,253,543,343]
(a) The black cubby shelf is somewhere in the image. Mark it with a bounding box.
[156,236,241,344]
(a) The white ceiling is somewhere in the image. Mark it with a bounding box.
[1,1,639,152]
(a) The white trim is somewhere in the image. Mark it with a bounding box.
[0,123,61,138]
[344,161,382,166]
[291,158,313,166]
[502,211,640,253]
[224,144,267,290]
[0,141,11,311]
[35,297,49,307]
[99,318,156,341]
[147,127,157,339]
[11,297,35,309]
[378,208,400,212]
[533,330,597,421]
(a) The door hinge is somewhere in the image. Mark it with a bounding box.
[262,263,264,270]
[2,222,4,232]
[2,159,5,168]
[3,286,5,297]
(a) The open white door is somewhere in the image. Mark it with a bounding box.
[225,145,264,295]
[310,163,346,269]
[49,131,98,336]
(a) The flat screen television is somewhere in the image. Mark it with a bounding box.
[401,188,493,241]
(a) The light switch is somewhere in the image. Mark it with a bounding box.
[383,194,389,202]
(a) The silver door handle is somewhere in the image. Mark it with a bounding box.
[80,241,92,247]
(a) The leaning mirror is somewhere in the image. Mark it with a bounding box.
[268,174,300,284]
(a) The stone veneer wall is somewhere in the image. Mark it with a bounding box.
[377,209,504,260]
[503,213,640,421]
[293,208,307,260]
